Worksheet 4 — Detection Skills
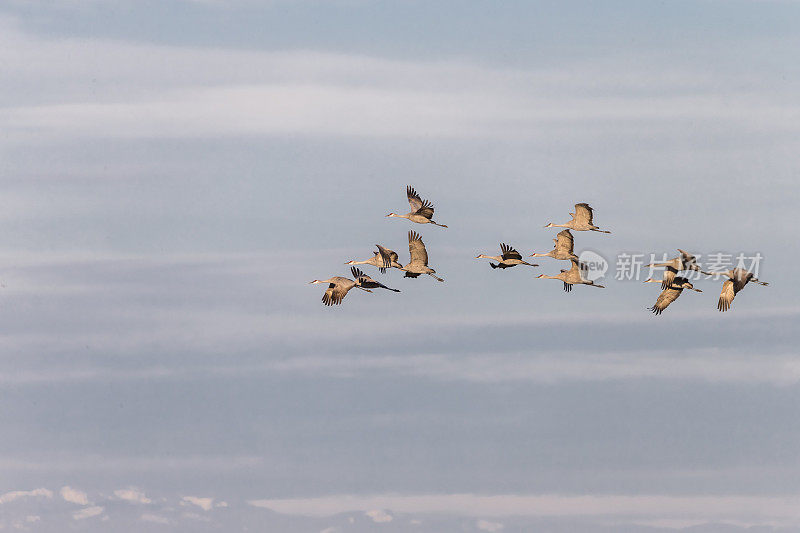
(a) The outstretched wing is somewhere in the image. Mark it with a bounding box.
[354,271,400,292]
[322,279,352,306]
[568,258,587,280]
[376,245,399,263]
[554,229,574,255]
[407,186,435,219]
[717,279,736,312]
[573,203,594,226]
[350,266,367,281]
[375,244,395,273]
[650,287,681,315]
[408,230,429,266]
[678,249,698,270]
[661,266,678,290]
[406,186,423,211]
[500,242,522,261]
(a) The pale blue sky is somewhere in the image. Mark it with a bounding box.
[1,1,799,531]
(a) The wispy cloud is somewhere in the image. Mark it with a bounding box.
[1,14,799,144]
[249,493,800,526]
[72,505,104,520]
[114,487,152,504]
[60,486,89,505]
[181,496,214,511]
[140,513,170,524]
[0,488,53,504]
[364,509,392,523]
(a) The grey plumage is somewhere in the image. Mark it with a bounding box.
[536,259,605,291]
[351,267,401,293]
[644,276,702,315]
[308,275,371,306]
[476,242,538,269]
[530,229,581,262]
[646,249,700,289]
[402,230,444,282]
[701,268,769,312]
[346,244,403,273]
[386,186,448,228]
[544,203,611,233]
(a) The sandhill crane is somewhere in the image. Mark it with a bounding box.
[351,267,401,293]
[701,268,769,312]
[308,274,371,306]
[536,259,605,291]
[530,229,580,262]
[402,230,445,282]
[646,249,700,289]
[386,186,448,228]
[345,245,402,273]
[643,276,702,315]
[544,203,611,233]
[376,244,404,271]
[476,243,538,269]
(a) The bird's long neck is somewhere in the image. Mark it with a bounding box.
[531,251,553,258]
[479,255,502,261]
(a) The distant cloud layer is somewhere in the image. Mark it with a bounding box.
[113,488,152,505]
[0,488,53,504]
[60,486,89,505]
[1,0,800,531]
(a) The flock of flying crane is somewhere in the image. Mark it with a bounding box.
[309,186,769,313]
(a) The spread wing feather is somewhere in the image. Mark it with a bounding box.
[718,279,736,312]
[500,243,522,261]
[406,186,435,219]
[408,230,429,266]
[573,203,595,225]
[650,287,681,315]
[554,230,574,255]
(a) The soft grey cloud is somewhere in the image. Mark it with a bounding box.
[0,1,799,531]
[181,496,214,511]
[140,513,170,524]
[0,488,53,504]
[476,519,504,532]
[72,505,104,520]
[1,13,798,145]
[60,486,89,505]
[365,509,393,523]
[250,493,800,526]
[113,488,152,505]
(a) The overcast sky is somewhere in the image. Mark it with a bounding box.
[1,1,799,532]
